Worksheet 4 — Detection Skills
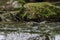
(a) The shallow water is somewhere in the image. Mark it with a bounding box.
[0,22,60,40]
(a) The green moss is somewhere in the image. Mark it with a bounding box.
[0,2,60,22]
[21,2,58,20]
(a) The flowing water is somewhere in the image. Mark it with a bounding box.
[0,21,60,40]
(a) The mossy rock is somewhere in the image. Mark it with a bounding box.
[21,2,59,21]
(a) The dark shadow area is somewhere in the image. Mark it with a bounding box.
[26,0,44,2]
[35,0,44,2]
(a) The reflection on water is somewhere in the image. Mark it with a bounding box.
[55,35,60,40]
[0,32,59,40]
[0,22,60,40]
[0,35,5,40]
[0,32,41,40]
